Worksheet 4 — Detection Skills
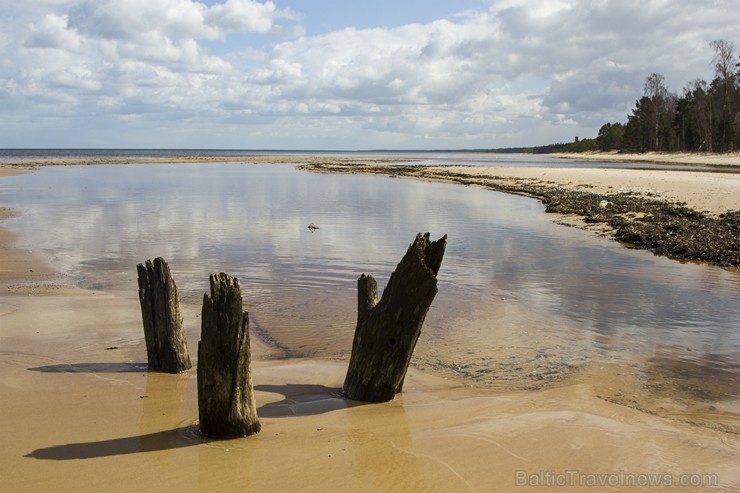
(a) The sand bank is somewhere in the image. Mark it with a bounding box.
[423,166,740,216]
[1,163,738,492]
[0,154,407,169]
[552,150,740,167]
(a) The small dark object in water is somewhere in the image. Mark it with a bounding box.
[308,223,320,231]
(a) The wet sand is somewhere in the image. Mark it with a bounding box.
[1,164,738,492]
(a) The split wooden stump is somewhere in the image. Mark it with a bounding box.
[136,257,192,373]
[343,232,447,402]
[198,272,261,438]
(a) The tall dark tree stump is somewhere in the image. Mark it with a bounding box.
[136,257,192,373]
[198,273,261,438]
[343,232,447,402]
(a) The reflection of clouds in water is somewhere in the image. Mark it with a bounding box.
[2,163,739,373]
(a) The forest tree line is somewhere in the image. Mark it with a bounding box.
[537,40,739,154]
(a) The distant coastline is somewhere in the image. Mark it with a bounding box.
[2,148,740,168]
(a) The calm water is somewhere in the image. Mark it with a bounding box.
[1,162,738,390]
[1,148,713,170]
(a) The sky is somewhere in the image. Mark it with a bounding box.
[0,0,738,150]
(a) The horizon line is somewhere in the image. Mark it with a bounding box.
[0,146,539,154]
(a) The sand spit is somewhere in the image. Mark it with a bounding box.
[0,154,414,169]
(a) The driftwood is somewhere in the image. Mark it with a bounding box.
[343,232,447,402]
[198,273,261,438]
[136,257,192,373]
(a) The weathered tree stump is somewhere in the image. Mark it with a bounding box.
[136,257,192,373]
[198,272,261,438]
[343,232,447,402]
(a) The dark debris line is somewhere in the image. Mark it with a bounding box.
[544,191,740,268]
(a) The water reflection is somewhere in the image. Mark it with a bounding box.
[1,163,738,387]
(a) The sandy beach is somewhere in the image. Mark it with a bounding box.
[552,150,740,168]
[421,166,740,216]
[1,161,738,492]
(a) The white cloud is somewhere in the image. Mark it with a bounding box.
[65,0,295,43]
[26,13,82,50]
[206,0,298,35]
[67,0,211,43]
[0,0,738,148]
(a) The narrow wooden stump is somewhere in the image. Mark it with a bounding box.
[198,273,261,438]
[136,257,192,373]
[343,232,447,402]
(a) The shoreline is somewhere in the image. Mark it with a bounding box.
[1,160,738,491]
[2,149,739,168]
[300,161,740,267]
